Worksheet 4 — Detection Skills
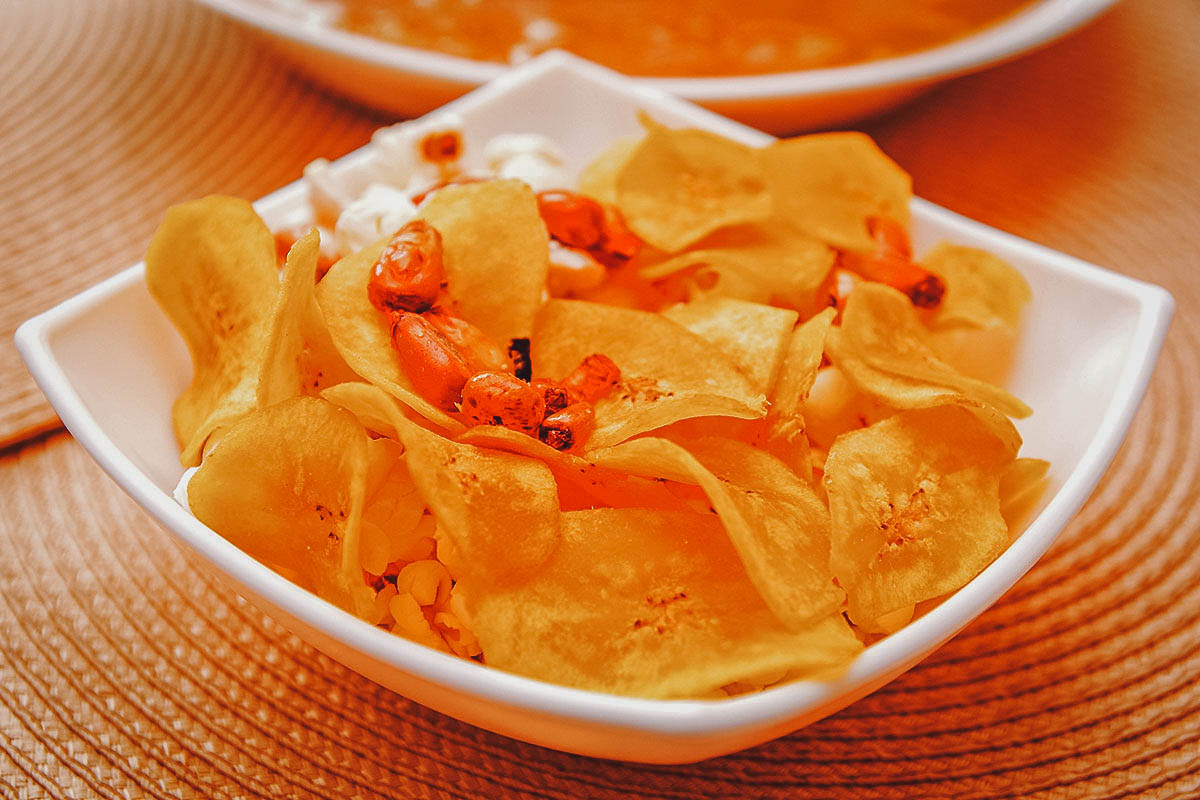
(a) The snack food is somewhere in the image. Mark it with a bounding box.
[150,114,1045,698]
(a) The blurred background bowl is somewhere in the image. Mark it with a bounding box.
[191,0,1117,132]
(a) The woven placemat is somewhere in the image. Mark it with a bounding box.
[0,0,388,447]
[2,0,1198,797]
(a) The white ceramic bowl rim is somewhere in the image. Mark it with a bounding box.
[196,0,1118,101]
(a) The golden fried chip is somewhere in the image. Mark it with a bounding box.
[926,243,1032,330]
[359,437,427,574]
[319,383,561,588]
[640,223,835,311]
[761,132,911,252]
[615,125,771,253]
[146,196,278,465]
[662,296,798,397]
[590,436,841,630]
[758,307,837,475]
[923,243,1033,386]
[314,240,464,434]
[456,425,683,511]
[187,396,373,616]
[827,282,1031,436]
[999,457,1051,531]
[258,229,358,407]
[532,299,765,448]
[577,135,639,204]
[418,179,549,343]
[825,405,1013,623]
[468,508,861,698]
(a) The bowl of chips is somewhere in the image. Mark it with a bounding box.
[192,0,1118,131]
[16,52,1171,762]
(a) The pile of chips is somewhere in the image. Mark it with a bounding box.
[148,117,1048,698]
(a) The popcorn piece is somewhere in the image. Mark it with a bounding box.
[484,133,569,192]
[334,183,418,256]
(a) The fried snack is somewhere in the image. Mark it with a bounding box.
[146,196,278,464]
[615,123,771,252]
[531,299,766,448]
[468,508,861,698]
[152,119,1047,699]
[187,396,374,617]
[825,405,1013,624]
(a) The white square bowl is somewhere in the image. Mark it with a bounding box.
[15,52,1173,763]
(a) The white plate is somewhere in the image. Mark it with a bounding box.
[192,0,1117,131]
[16,52,1172,763]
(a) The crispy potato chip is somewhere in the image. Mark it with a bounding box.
[187,396,373,616]
[469,508,861,698]
[615,125,771,253]
[590,436,841,630]
[759,307,837,475]
[417,179,549,343]
[825,405,1013,623]
[321,383,561,588]
[827,282,1031,430]
[258,229,358,407]
[640,223,835,311]
[314,240,464,433]
[532,299,765,448]
[761,132,911,252]
[662,296,798,397]
[577,135,639,204]
[146,196,278,465]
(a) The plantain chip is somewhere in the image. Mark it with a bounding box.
[924,243,1033,386]
[318,382,561,589]
[258,228,358,407]
[532,299,765,449]
[615,125,771,253]
[146,196,278,465]
[826,282,1030,451]
[590,436,841,630]
[187,396,373,617]
[662,295,798,397]
[469,508,861,698]
[758,307,838,476]
[640,222,835,311]
[761,132,911,252]
[825,405,1013,623]
[417,179,549,344]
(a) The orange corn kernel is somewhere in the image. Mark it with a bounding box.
[538,402,595,452]
[389,311,472,411]
[460,372,546,433]
[561,353,621,402]
[368,220,446,314]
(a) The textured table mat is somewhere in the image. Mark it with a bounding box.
[2,0,1199,797]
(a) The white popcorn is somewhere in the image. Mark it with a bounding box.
[303,158,356,227]
[371,112,468,196]
[334,183,418,256]
[483,133,568,192]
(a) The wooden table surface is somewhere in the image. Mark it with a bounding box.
[2,1,1198,797]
